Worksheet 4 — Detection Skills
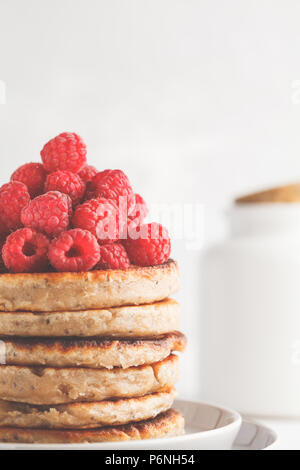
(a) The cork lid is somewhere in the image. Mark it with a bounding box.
[235,183,300,204]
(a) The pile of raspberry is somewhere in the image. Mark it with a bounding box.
[0,132,171,273]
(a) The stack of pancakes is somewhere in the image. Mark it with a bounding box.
[0,260,186,444]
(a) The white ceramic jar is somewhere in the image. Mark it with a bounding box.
[200,203,300,417]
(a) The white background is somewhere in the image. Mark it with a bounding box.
[1,0,300,399]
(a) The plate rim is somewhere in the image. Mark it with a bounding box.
[174,398,242,438]
[232,417,278,450]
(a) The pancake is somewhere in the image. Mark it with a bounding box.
[0,388,176,429]
[0,408,184,443]
[0,331,186,369]
[0,298,180,337]
[0,260,179,312]
[0,354,179,405]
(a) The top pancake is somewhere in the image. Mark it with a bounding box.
[0,260,179,312]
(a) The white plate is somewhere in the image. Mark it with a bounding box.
[233,420,277,450]
[0,399,242,450]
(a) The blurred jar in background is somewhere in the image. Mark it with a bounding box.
[200,184,300,417]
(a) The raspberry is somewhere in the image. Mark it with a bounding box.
[0,234,7,272]
[11,162,47,198]
[72,198,124,244]
[2,228,49,273]
[48,229,100,272]
[85,169,135,212]
[95,243,130,270]
[124,222,171,267]
[45,171,85,206]
[78,165,98,183]
[128,193,148,225]
[41,132,87,173]
[21,191,71,237]
[0,182,30,234]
